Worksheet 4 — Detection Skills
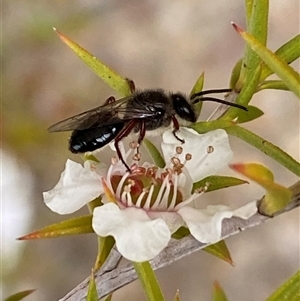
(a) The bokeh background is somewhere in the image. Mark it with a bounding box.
[2,1,299,300]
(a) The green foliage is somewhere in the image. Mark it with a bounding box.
[265,270,300,301]
[18,215,93,239]
[4,290,35,301]
[193,175,248,193]
[86,270,98,301]
[133,262,165,301]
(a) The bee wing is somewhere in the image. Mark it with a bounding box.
[48,95,155,132]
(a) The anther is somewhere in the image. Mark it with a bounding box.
[171,157,181,166]
[133,153,141,161]
[129,140,139,149]
[176,146,183,154]
[124,185,131,193]
[111,156,119,165]
[207,145,214,153]
[185,153,192,161]
[127,179,135,186]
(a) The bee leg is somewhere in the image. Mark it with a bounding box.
[172,116,185,143]
[114,119,137,172]
[133,121,146,161]
[104,96,116,105]
[126,78,136,93]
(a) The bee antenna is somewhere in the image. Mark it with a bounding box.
[190,88,232,100]
[193,97,248,111]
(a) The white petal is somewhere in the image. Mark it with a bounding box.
[92,203,171,262]
[148,211,184,234]
[178,202,257,244]
[162,128,233,182]
[43,160,103,214]
[233,200,258,218]
[178,205,234,243]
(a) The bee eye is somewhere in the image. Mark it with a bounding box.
[172,94,197,122]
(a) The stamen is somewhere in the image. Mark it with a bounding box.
[194,152,209,169]
[159,177,171,210]
[121,191,128,206]
[207,145,214,153]
[106,163,114,192]
[152,175,169,208]
[116,171,130,199]
[176,146,183,154]
[136,189,147,207]
[174,193,199,210]
[126,191,134,207]
[144,184,155,210]
[168,173,178,210]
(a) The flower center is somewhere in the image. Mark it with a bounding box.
[109,165,184,211]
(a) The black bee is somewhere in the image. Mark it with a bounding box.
[48,87,247,170]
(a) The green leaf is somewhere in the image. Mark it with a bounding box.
[87,196,103,213]
[83,153,100,162]
[191,119,235,134]
[190,72,205,114]
[94,236,115,271]
[133,261,165,301]
[237,0,269,89]
[18,215,93,240]
[54,28,132,97]
[226,125,300,177]
[229,59,242,88]
[143,138,165,168]
[212,281,229,301]
[190,72,205,97]
[245,0,254,26]
[233,24,300,98]
[4,290,35,301]
[258,80,289,91]
[104,294,113,301]
[223,63,261,121]
[260,34,300,81]
[193,175,248,193]
[230,163,293,216]
[86,270,98,301]
[266,270,300,301]
[203,240,233,265]
[233,105,264,123]
[172,226,190,239]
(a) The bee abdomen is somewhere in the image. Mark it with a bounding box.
[69,123,125,153]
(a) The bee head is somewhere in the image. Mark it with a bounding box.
[171,93,197,123]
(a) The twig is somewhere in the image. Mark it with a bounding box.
[60,181,300,301]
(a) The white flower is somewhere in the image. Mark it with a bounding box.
[43,128,257,262]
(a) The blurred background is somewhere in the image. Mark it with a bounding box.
[2,1,299,300]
